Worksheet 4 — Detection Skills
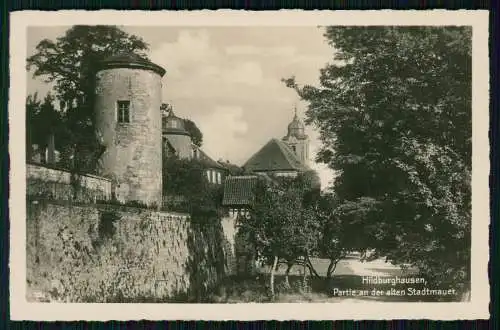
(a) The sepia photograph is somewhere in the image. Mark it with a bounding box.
[10,10,490,320]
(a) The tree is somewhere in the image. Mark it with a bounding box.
[240,179,320,299]
[317,193,377,279]
[27,25,150,172]
[161,102,204,147]
[162,156,222,217]
[183,118,203,147]
[284,27,472,295]
[259,171,324,281]
[26,93,42,159]
[26,93,62,160]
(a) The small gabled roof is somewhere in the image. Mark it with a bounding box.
[217,160,243,175]
[243,138,308,173]
[196,147,227,170]
[222,175,260,206]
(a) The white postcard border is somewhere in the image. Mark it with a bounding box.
[9,9,490,320]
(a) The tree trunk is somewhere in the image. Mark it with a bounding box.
[270,256,278,300]
[305,255,321,278]
[284,262,293,289]
[302,262,308,292]
[326,260,335,279]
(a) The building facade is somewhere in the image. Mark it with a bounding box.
[162,105,227,185]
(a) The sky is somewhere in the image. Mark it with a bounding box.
[26,26,336,188]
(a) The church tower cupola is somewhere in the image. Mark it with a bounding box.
[285,105,307,140]
[282,104,310,166]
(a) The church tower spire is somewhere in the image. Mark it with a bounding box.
[282,104,310,166]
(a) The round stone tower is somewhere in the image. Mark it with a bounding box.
[94,53,166,207]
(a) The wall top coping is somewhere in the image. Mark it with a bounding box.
[27,162,111,182]
[27,199,191,219]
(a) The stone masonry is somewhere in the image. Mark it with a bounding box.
[95,66,164,207]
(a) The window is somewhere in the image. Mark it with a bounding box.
[206,170,211,182]
[217,172,221,184]
[291,145,296,153]
[117,100,130,123]
[212,170,216,184]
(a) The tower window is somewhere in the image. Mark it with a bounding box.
[291,145,296,153]
[117,100,130,123]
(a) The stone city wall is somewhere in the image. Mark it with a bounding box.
[26,201,237,302]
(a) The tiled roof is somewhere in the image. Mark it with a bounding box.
[222,176,260,206]
[243,138,309,172]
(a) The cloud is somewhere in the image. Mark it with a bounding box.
[148,28,336,186]
[150,29,220,80]
[225,44,297,58]
[307,129,337,189]
[195,105,253,165]
[151,29,217,64]
[224,61,264,86]
[27,26,337,188]
[150,30,270,103]
[224,45,261,56]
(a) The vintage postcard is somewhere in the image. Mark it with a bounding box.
[9,10,490,320]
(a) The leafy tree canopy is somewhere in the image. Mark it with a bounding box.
[242,178,320,266]
[162,156,222,217]
[27,25,149,113]
[27,25,150,172]
[26,93,61,149]
[183,118,203,147]
[284,26,472,292]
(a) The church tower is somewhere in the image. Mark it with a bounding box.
[282,105,309,166]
